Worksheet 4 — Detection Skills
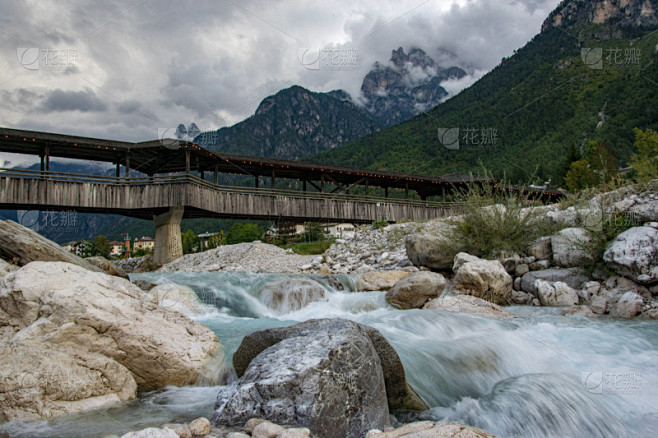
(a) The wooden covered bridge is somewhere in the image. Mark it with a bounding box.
[0,127,564,264]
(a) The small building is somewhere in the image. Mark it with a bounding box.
[133,236,155,252]
[197,231,223,250]
[323,223,358,239]
[62,240,93,257]
[109,241,124,257]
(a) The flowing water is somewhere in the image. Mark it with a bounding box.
[2,272,657,438]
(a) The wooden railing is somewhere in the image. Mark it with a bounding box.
[0,168,463,209]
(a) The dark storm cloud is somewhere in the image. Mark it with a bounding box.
[39,88,107,112]
[0,0,562,141]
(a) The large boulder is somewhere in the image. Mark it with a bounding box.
[609,292,644,318]
[405,224,463,270]
[452,260,512,305]
[255,277,326,313]
[85,256,130,279]
[520,268,589,296]
[214,319,427,438]
[224,319,427,434]
[423,295,512,318]
[0,220,103,273]
[603,226,658,284]
[355,270,410,291]
[0,262,222,420]
[385,272,446,309]
[534,280,579,306]
[629,200,658,222]
[551,227,594,268]
[0,343,136,421]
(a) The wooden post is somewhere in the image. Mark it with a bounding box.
[303,180,307,192]
[320,175,325,193]
[200,170,205,181]
[116,162,120,181]
[125,152,130,179]
[255,175,259,188]
[214,163,219,185]
[185,150,191,175]
[271,170,275,189]
[442,186,446,202]
[384,186,389,198]
[405,183,409,199]
[365,180,369,195]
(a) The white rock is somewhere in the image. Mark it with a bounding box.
[610,292,644,318]
[603,226,658,284]
[551,228,594,268]
[355,270,410,291]
[423,295,512,318]
[0,258,18,278]
[452,252,481,272]
[452,259,513,305]
[0,262,222,421]
[579,281,601,302]
[590,295,609,314]
[535,280,579,306]
[385,271,446,309]
[630,200,658,222]
[188,417,211,436]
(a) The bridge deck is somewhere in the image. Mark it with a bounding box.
[0,169,461,223]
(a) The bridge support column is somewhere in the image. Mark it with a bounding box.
[153,206,184,265]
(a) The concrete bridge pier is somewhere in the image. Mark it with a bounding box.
[153,206,184,265]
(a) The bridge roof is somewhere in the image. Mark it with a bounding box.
[0,127,500,197]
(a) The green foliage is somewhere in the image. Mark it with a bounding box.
[302,222,325,242]
[371,219,389,230]
[451,181,563,258]
[305,26,658,187]
[91,235,110,258]
[181,229,200,254]
[226,223,264,245]
[281,240,333,255]
[131,247,152,257]
[585,141,618,182]
[630,128,658,183]
[565,160,601,191]
[206,231,226,249]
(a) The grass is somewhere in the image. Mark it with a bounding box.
[450,176,564,259]
[280,240,334,255]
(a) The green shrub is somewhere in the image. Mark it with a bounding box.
[451,180,563,258]
[372,219,389,230]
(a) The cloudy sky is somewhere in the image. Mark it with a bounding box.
[0,0,561,152]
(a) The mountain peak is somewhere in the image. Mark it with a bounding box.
[360,47,465,126]
[542,0,658,32]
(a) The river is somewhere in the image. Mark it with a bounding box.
[2,272,657,438]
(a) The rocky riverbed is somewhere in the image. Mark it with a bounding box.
[1,181,657,437]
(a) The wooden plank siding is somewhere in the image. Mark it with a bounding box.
[0,176,460,223]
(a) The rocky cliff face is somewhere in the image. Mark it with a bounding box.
[542,0,658,31]
[360,47,466,126]
[198,86,380,160]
